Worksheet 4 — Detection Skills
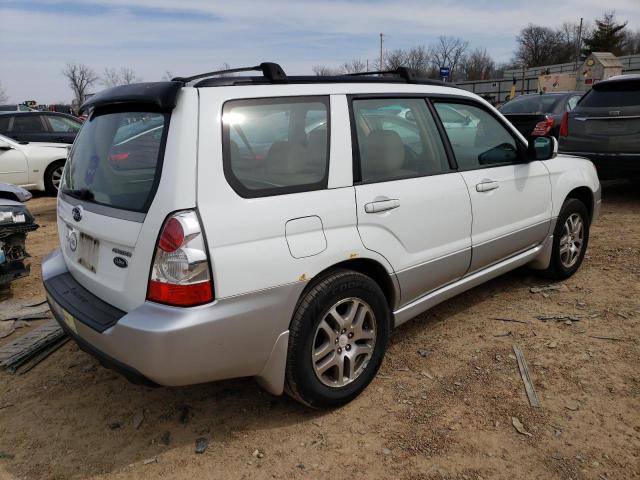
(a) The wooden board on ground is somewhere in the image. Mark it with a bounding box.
[513,344,541,408]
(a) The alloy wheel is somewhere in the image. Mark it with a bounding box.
[311,297,377,388]
[559,213,584,268]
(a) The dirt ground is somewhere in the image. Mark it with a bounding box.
[0,182,638,480]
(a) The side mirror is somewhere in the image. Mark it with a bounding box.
[527,136,557,161]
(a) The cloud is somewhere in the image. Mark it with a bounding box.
[1,0,639,102]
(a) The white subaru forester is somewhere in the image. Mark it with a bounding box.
[43,63,600,408]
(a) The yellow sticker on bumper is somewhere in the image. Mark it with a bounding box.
[63,310,77,334]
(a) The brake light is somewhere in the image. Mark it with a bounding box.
[531,117,555,136]
[559,112,569,137]
[147,210,214,307]
[110,152,129,161]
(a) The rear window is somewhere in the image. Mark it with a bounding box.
[499,95,563,114]
[578,88,640,108]
[62,109,168,212]
[222,96,329,197]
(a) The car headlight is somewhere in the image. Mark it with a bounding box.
[0,206,33,225]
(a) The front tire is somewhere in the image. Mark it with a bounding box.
[542,198,590,280]
[285,270,390,408]
[44,160,65,195]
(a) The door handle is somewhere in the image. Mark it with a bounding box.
[364,199,400,213]
[476,181,499,193]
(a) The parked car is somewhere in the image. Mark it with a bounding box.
[42,65,600,408]
[499,92,583,138]
[0,183,39,286]
[0,111,82,144]
[559,75,640,179]
[0,104,32,112]
[0,134,68,193]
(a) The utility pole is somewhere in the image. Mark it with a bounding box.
[379,33,384,72]
[574,17,583,71]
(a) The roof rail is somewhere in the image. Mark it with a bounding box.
[172,62,287,84]
[346,67,448,86]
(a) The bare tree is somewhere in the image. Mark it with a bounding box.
[312,65,342,76]
[0,81,8,104]
[623,29,640,55]
[404,46,432,74]
[102,67,141,87]
[556,21,585,63]
[431,36,469,80]
[120,67,140,84]
[461,47,495,81]
[340,59,367,74]
[62,63,99,106]
[101,67,120,88]
[162,70,174,81]
[384,49,407,70]
[514,24,563,67]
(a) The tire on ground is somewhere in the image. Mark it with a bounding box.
[285,270,390,409]
[541,197,590,280]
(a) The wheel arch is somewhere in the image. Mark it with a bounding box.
[293,257,398,324]
[565,186,594,222]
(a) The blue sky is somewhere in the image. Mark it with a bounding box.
[1,0,639,103]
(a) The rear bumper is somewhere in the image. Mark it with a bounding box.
[42,248,303,393]
[560,151,640,179]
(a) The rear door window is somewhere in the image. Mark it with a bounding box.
[352,98,450,182]
[222,97,329,197]
[62,109,168,212]
[0,116,10,132]
[12,115,45,133]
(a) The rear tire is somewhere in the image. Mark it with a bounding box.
[44,160,65,195]
[541,198,590,280]
[285,270,390,408]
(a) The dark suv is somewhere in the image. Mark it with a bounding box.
[0,111,82,144]
[559,75,640,179]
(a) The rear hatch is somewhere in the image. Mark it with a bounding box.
[56,84,198,312]
[561,78,640,154]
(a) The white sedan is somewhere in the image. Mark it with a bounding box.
[0,133,68,194]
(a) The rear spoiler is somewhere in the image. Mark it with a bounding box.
[80,82,182,114]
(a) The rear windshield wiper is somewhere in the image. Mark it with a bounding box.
[62,188,94,201]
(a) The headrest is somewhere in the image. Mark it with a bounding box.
[361,130,405,176]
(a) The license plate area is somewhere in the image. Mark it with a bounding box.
[77,233,99,273]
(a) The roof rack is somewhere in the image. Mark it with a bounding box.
[177,62,456,88]
[345,66,446,86]
[172,62,287,84]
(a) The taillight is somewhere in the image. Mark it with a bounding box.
[559,112,569,137]
[147,210,213,307]
[531,117,555,136]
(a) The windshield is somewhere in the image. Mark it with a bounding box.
[62,109,168,212]
[500,95,564,114]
